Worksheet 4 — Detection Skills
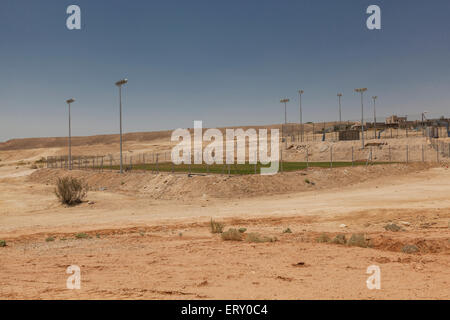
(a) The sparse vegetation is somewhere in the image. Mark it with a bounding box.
[316,233,331,243]
[0,240,6,247]
[384,223,402,232]
[332,234,347,244]
[402,244,419,254]
[75,233,89,239]
[221,228,243,241]
[45,236,55,242]
[305,179,311,184]
[55,176,88,206]
[210,219,224,234]
[347,233,371,248]
[245,233,277,243]
[238,228,247,233]
[283,227,292,234]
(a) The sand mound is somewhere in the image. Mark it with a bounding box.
[28,163,432,200]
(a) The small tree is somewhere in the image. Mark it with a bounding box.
[55,176,88,206]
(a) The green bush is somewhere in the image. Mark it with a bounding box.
[55,176,88,206]
[75,233,89,239]
[0,240,6,247]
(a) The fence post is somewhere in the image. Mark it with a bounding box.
[389,145,391,162]
[422,145,424,162]
[330,146,333,168]
[437,144,439,163]
[351,146,354,167]
[156,154,159,173]
[406,145,409,163]
[254,150,257,174]
[306,146,309,169]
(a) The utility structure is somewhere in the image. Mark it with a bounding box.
[337,93,342,124]
[115,78,128,174]
[280,98,290,125]
[372,96,377,139]
[354,88,368,148]
[66,98,75,170]
[298,90,304,142]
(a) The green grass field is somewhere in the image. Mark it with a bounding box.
[97,161,391,175]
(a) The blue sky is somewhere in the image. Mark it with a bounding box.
[1,0,450,141]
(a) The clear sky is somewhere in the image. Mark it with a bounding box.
[1,0,450,141]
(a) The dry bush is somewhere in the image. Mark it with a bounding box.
[316,233,331,243]
[55,176,88,206]
[221,228,243,241]
[332,234,347,244]
[245,233,277,243]
[347,233,371,248]
[210,219,224,234]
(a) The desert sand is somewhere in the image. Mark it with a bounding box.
[0,132,449,299]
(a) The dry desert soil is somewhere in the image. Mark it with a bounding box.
[0,133,449,299]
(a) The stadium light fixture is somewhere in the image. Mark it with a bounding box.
[116,78,128,174]
[298,90,304,142]
[372,96,378,139]
[354,88,368,148]
[66,98,75,170]
[280,98,290,125]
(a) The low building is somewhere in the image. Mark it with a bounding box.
[386,115,407,125]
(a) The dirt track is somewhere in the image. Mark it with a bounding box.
[1,160,449,299]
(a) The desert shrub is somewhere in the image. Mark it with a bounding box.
[347,233,371,248]
[305,179,310,184]
[332,234,347,245]
[245,233,277,243]
[45,236,55,242]
[55,177,88,205]
[75,233,89,239]
[402,244,419,254]
[0,240,6,247]
[283,228,292,234]
[221,228,243,241]
[238,228,247,233]
[384,223,402,232]
[316,233,331,243]
[210,219,224,234]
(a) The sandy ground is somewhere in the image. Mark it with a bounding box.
[0,158,449,299]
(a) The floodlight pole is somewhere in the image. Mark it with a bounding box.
[355,88,367,148]
[337,93,342,124]
[116,79,128,174]
[280,98,290,125]
[298,90,304,142]
[66,98,75,170]
[372,96,378,139]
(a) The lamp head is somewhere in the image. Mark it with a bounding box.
[115,78,128,87]
[280,98,290,103]
[298,90,304,94]
[66,98,75,104]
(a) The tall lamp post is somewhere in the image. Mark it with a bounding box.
[372,96,378,139]
[280,98,290,125]
[298,90,304,142]
[354,88,367,148]
[337,93,342,125]
[66,98,75,170]
[116,78,128,174]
